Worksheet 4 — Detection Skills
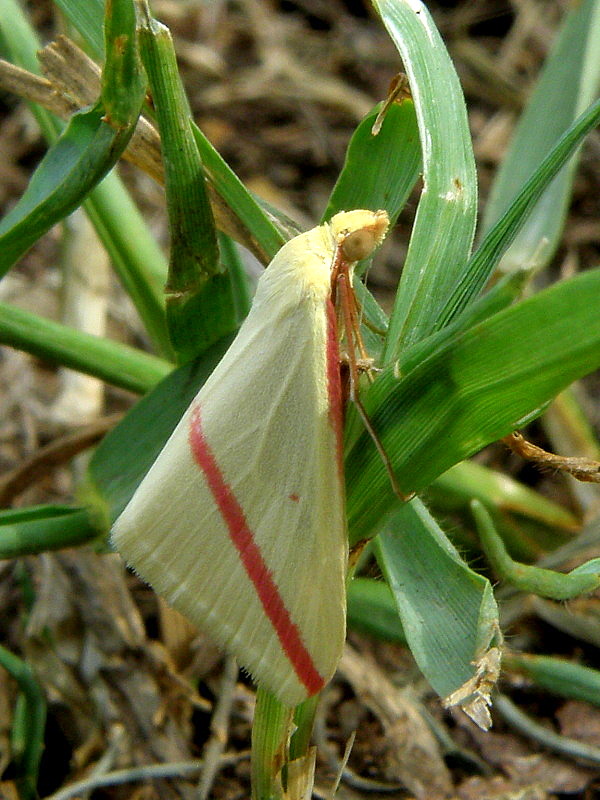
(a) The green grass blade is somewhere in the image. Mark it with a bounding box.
[191,123,287,264]
[218,232,253,322]
[494,694,600,766]
[0,0,172,356]
[59,0,287,266]
[428,460,579,560]
[0,106,128,270]
[375,499,500,709]
[102,0,144,124]
[374,0,478,357]
[84,173,173,357]
[139,11,236,360]
[347,577,406,644]
[58,0,287,267]
[318,100,421,361]
[481,0,600,272]
[506,653,600,708]
[52,0,105,58]
[472,500,600,600]
[251,688,293,800]
[289,696,318,762]
[322,99,422,355]
[399,270,530,376]
[0,0,60,140]
[346,267,600,543]
[0,0,145,273]
[437,98,600,329]
[0,506,98,558]
[0,302,171,394]
[0,644,46,800]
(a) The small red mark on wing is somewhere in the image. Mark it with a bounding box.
[188,405,324,697]
[288,493,300,503]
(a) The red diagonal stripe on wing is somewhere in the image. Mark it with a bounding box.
[188,404,324,698]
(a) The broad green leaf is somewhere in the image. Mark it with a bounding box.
[374,0,478,357]
[398,270,530,377]
[0,506,97,559]
[139,11,235,360]
[0,302,171,394]
[322,99,421,227]
[346,268,600,543]
[340,271,528,453]
[482,0,600,272]
[376,499,500,709]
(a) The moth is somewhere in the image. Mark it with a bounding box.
[112,209,389,705]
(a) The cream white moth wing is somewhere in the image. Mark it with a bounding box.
[112,209,389,706]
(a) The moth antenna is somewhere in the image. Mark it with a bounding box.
[372,72,412,135]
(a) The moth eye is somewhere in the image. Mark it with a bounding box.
[341,229,378,262]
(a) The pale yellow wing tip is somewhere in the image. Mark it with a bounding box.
[251,649,343,707]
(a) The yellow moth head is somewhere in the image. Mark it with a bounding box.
[330,209,389,263]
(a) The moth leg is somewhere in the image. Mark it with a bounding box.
[330,244,376,379]
[336,268,413,503]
